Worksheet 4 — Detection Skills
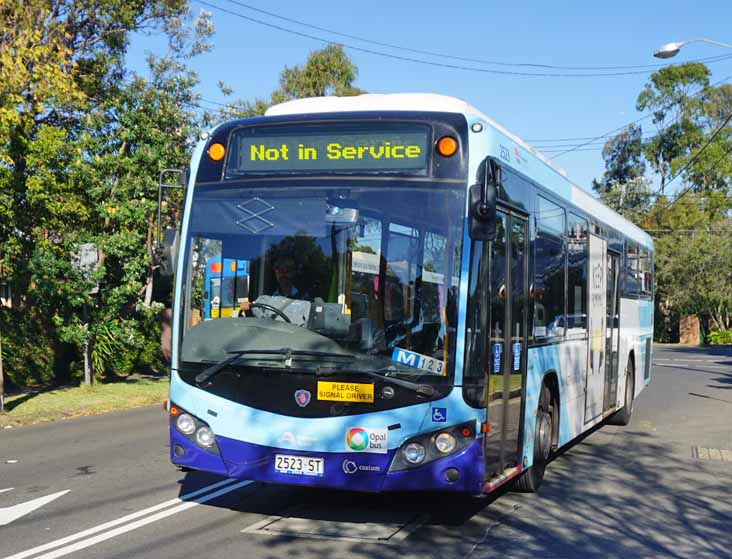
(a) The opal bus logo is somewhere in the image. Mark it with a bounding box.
[346,428,369,450]
[345,427,388,454]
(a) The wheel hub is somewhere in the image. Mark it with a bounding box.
[537,412,552,461]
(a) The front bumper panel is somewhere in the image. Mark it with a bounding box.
[172,428,484,493]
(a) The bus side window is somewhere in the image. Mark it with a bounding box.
[567,213,588,338]
[534,196,566,339]
[624,242,641,295]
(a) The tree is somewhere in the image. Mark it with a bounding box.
[596,176,653,224]
[0,0,193,387]
[592,124,646,195]
[203,44,364,125]
[636,63,710,193]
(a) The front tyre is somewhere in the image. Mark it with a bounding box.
[514,384,553,493]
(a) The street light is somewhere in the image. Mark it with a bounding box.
[654,38,732,59]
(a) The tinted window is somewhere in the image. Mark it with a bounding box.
[624,242,641,295]
[567,213,588,337]
[639,247,653,298]
[534,196,566,339]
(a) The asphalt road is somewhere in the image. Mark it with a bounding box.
[1,344,731,559]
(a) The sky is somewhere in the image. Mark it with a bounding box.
[125,0,732,194]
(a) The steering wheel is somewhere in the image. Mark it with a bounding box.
[244,303,291,323]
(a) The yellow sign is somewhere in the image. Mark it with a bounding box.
[317,381,374,403]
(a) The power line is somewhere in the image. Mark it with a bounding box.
[644,229,731,235]
[551,73,732,159]
[663,141,732,211]
[219,0,732,72]
[530,134,656,146]
[647,111,732,199]
[196,0,732,79]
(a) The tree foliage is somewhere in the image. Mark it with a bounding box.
[0,25,363,388]
[595,62,732,341]
[203,44,363,125]
[592,124,645,195]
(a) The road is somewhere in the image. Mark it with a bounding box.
[1,345,731,559]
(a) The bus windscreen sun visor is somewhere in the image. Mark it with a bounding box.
[188,197,327,238]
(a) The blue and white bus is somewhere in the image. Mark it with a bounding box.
[168,94,653,494]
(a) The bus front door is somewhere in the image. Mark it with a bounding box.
[585,234,607,423]
[484,211,528,481]
[603,251,620,411]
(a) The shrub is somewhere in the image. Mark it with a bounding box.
[708,329,732,346]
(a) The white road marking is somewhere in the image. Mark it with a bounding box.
[655,363,730,369]
[0,491,70,527]
[25,480,253,559]
[0,488,14,495]
[3,478,240,559]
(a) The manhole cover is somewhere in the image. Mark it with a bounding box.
[691,446,732,462]
[243,504,427,544]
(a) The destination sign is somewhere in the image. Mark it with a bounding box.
[227,128,430,174]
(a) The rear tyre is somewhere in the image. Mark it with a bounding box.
[514,383,553,493]
[608,358,635,426]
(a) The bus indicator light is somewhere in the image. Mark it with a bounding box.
[436,136,458,157]
[210,262,222,273]
[169,405,180,416]
[208,142,226,161]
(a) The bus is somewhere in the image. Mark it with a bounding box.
[167,93,653,494]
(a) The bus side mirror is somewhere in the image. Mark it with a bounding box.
[469,157,499,241]
[158,228,180,278]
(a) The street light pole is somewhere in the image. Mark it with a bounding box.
[654,37,732,59]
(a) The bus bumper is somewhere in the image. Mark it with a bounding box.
[171,427,483,493]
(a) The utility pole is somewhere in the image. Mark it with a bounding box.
[82,303,91,386]
[72,243,100,386]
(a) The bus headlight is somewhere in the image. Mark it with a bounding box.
[434,432,457,454]
[169,403,220,455]
[176,413,196,435]
[389,420,476,472]
[196,426,216,448]
[403,442,426,464]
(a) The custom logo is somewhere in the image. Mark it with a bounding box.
[345,427,388,454]
[294,389,311,408]
[342,459,380,474]
[346,427,369,451]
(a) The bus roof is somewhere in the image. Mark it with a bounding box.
[266,93,652,249]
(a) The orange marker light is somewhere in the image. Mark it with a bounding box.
[208,142,226,161]
[436,136,458,157]
[169,406,180,416]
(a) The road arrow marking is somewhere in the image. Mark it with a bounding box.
[0,490,70,526]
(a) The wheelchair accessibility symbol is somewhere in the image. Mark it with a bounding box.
[431,407,447,423]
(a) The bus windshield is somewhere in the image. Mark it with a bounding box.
[179,180,465,383]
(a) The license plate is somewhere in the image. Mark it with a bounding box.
[274,454,324,476]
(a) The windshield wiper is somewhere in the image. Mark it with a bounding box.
[317,367,437,397]
[195,348,354,385]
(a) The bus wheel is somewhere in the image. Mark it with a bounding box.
[514,384,553,493]
[608,358,635,426]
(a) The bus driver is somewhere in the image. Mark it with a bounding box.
[239,255,301,315]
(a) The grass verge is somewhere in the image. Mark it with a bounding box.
[0,377,169,428]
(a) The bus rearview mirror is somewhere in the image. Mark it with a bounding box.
[469,158,499,241]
